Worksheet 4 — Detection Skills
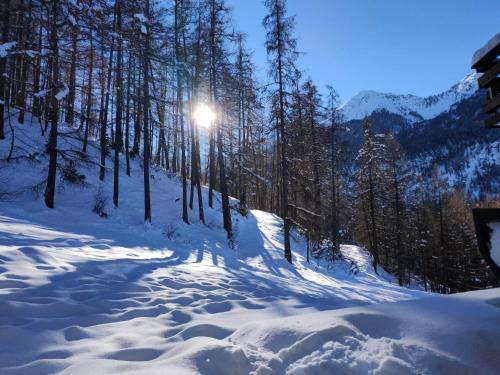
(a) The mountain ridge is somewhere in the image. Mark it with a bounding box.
[338,73,478,123]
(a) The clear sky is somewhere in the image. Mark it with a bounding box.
[225,0,500,102]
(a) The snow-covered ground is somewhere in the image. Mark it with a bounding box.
[1,115,500,374]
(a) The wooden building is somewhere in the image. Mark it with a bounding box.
[471,33,500,280]
[471,33,500,128]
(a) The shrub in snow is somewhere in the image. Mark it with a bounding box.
[62,161,86,185]
[93,186,108,218]
[164,223,179,240]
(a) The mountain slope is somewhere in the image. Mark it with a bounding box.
[341,90,499,198]
[338,73,478,123]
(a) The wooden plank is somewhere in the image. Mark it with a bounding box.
[484,113,500,128]
[472,43,500,72]
[483,93,500,114]
[478,62,500,88]
[487,77,500,99]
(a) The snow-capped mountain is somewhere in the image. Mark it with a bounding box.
[339,88,498,198]
[338,73,478,123]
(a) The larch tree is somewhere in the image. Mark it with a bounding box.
[142,0,152,222]
[113,0,123,207]
[44,0,61,209]
[0,0,11,140]
[263,0,297,263]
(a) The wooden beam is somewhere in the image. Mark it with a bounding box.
[472,43,500,72]
[478,62,500,88]
[484,113,500,128]
[487,77,500,99]
[483,93,500,114]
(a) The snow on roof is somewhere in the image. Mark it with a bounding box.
[472,33,500,66]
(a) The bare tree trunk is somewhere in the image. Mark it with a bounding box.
[113,0,123,207]
[44,0,60,208]
[275,2,291,263]
[17,0,28,124]
[66,7,78,126]
[0,0,11,139]
[191,14,204,223]
[99,7,117,181]
[82,3,94,153]
[210,0,231,240]
[175,0,189,224]
[142,0,152,222]
[368,165,379,271]
[131,66,141,157]
[125,55,132,175]
[33,20,42,119]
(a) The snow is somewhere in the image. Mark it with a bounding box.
[338,73,478,123]
[419,140,500,197]
[472,33,500,66]
[1,112,499,374]
[0,41,16,58]
[134,13,148,23]
[134,13,148,35]
[55,85,69,101]
[22,50,37,58]
[68,14,77,27]
[34,89,47,98]
[488,222,500,267]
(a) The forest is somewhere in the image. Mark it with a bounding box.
[0,0,498,296]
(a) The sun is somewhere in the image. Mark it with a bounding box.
[193,104,216,128]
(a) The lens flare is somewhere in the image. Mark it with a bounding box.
[193,104,216,128]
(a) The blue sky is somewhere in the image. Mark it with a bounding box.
[225,0,500,102]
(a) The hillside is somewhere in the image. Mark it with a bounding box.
[1,115,500,374]
[341,90,499,198]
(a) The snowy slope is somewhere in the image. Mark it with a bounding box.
[1,114,500,374]
[338,73,478,123]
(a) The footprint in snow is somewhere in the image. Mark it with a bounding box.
[202,301,233,314]
[170,310,192,324]
[181,323,233,340]
[107,348,162,362]
[64,326,90,341]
